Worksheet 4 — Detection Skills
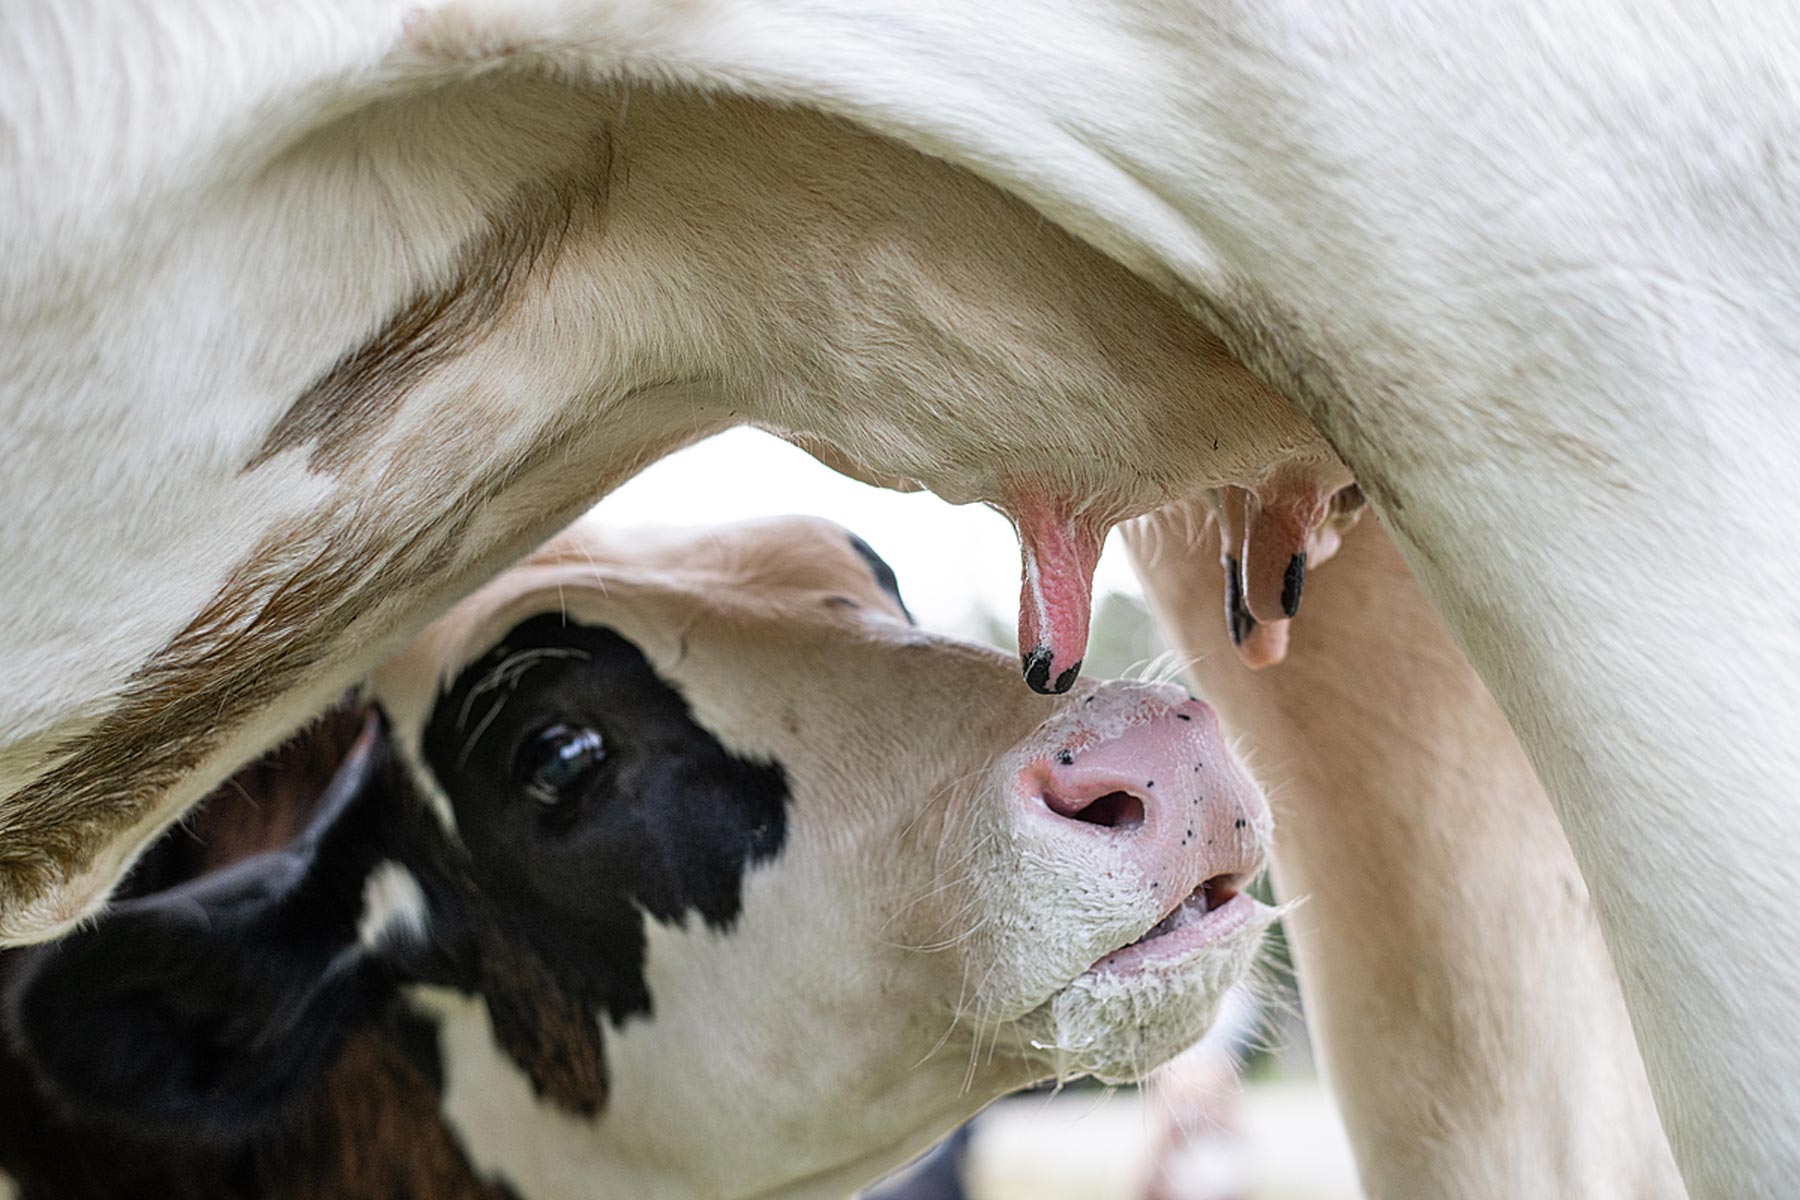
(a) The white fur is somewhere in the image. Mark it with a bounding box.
[4,5,1798,1193]
[356,860,431,951]
[2,56,1315,936]
[372,516,1271,1199]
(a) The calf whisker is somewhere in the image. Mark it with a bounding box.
[912,957,979,1072]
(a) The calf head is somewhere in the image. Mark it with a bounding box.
[372,516,1277,1195]
[8,516,1275,1199]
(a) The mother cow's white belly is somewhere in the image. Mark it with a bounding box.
[3,3,1797,1197]
[627,5,1800,1193]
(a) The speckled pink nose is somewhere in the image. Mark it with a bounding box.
[1020,699,1267,893]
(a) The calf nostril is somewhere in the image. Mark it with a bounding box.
[1047,789,1146,830]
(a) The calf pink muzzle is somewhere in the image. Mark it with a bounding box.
[1019,698,1269,966]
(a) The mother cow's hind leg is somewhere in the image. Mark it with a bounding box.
[1130,509,1686,1198]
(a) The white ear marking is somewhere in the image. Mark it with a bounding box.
[358,860,431,951]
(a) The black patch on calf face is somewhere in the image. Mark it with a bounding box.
[4,618,794,1151]
[847,533,913,623]
[0,705,617,1167]
[420,615,790,1029]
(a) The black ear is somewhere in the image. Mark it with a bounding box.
[847,532,913,623]
[4,718,401,1145]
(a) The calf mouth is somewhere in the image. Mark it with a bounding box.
[1011,862,1276,1087]
[1084,869,1264,978]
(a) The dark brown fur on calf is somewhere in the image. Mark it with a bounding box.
[0,1026,516,1200]
[0,706,605,1197]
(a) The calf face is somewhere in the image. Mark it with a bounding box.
[7,516,1273,1200]
[372,515,1275,1196]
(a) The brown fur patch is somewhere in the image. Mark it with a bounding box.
[0,410,596,920]
[256,1033,521,1200]
[246,135,614,474]
[2,133,623,920]
[136,702,370,889]
[472,919,610,1117]
[0,1016,517,1199]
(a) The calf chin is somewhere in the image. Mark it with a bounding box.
[1016,912,1272,1085]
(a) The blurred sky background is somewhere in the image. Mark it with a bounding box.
[593,428,1151,650]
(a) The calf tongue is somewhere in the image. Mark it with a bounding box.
[1012,494,1106,695]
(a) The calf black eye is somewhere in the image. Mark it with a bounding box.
[515,724,607,808]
